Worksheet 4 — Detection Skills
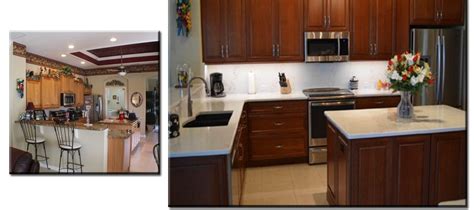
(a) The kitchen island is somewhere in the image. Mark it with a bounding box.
[324,105,466,206]
[12,120,138,173]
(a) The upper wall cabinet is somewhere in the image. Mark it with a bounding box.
[351,0,394,60]
[201,0,246,63]
[304,0,349,31]
[410,0,464,26]
[247,0,304,62]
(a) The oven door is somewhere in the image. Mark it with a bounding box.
[305,32,350,62]
[309,100,354,147]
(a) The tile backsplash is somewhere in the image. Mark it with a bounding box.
[206,61,388,94]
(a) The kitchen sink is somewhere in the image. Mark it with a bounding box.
[183,111,233,128]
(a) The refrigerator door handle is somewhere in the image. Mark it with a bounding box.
[441,35,446,105]
[436,35,442,104]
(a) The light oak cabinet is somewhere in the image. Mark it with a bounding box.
[410,0,464,26]
[40,77,60,109]
[26,79,41,108]
[74,81,84,107]
[60,75,74,93]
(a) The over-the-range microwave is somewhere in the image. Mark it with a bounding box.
[305,31,350,62]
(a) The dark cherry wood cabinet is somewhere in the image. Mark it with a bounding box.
[247,100,308,166]
[247,0,304,62]
[394,0,410,54]
[201,0,246,63]
[305,0,349,31]
[351,0,394,60]
[355,96,400,109]
[429,132,466,205]
[327,122,466,206]
[410,0,464,26]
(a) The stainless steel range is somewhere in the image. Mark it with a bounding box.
[303,88,355,164]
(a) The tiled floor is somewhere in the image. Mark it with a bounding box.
[129,129,159,173]
[242,163,329,206]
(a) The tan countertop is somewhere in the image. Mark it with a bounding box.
[15,120,108,131]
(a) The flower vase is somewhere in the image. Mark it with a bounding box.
[397,91,414,119]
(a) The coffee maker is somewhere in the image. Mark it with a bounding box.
[210,73,225,97]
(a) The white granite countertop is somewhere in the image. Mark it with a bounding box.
[325,105,466,140]
[351,89,400,97]
[169,91,307,158]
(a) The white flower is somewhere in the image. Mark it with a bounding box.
[390,71,403,81]
[417,74,425,83]
[410,76,418,86]
[405,54,414,65]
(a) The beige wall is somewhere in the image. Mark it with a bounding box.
[9,42,27,146]
[168,0,204,87]
[87,72,158,135]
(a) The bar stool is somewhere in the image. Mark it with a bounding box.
[19,120,49,168]
[53,122,83,173]
[153,143,160,173]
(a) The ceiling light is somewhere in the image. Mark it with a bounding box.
[61,54,67,57]
[118,71,127,76]
[68,44,75,49]
[110,37,117,42]
[81,61,85,64]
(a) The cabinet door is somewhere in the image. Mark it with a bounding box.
[372,0,394,59]
[410,0,437,25]
[336,135,349,205]
[392,135,430,205]
[247,0,276,61]
[351,138,392,205]
[225,0,247,62]
[201,0,226,63]
[276,0,304,61]
[327,0,349,31]
[75,82,84,106]
[438,0,464,25]
[304,0,326,31]
[394,0,410,54]
[41,77,55,108]
[429,132,466,205]
[26,80,41,108]
[326,123,337,202]
[350,0,372,60]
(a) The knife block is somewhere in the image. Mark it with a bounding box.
[280,79,292,94]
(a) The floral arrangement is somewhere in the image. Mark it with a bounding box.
[386,51,434,92]
[60,66,73,76]
[176,0,192,37]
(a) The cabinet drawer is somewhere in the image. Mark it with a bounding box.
[250,132,306,160]
[355,96,400,109]
[249,114,306,133]
[248,100,307,114]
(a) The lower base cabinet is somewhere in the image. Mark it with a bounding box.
[327,122,466,206]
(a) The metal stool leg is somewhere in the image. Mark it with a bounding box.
[42,142,49,169]
[66,150,70,173]
[71,150,75,174]
[26,143,30,153]
[59,150,63,173]
[78,149,83,173]
[34,143,38,161]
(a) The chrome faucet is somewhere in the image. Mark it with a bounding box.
[187,77,210,117]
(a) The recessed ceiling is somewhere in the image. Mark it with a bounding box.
[9,31,160,69]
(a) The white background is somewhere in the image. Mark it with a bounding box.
[0,1,169,210]
[0,0,473,210]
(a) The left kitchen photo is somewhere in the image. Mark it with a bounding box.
[9,31,160,174]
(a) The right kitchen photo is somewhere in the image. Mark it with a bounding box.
[168,0,467,207]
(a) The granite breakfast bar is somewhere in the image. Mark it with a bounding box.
[324,105,466,206]
[12,120,138,173]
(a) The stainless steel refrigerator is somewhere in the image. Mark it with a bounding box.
[411,28,466,109]
[84,95,103,122]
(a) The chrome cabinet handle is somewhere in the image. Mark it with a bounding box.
[374,43,377,55]
[221,45,224,58]
[273,106,283,109]
[277,44,280,57]
[274,122,285,126]
[226,45,229,58]
[324,16,327,28]
[272,44,276,57]
[275,145,283,149]
[327,16,330,28]
[374,101,384,105]
[369,44,373,55]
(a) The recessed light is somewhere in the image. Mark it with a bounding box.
[61,54,67,57]
[81,61,85,64]
[110,37,117,42]
[68,44,75,49]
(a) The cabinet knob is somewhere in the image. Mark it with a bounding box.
[273,106,283,110]
[274,122,285,126]
[272,44,276,57]
[275,145,283,149]
[374,101,384,105]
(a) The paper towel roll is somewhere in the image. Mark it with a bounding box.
[248,71,256,94]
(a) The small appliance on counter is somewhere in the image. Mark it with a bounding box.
[210,73,225,97]
[279,73,292,94]
[169,114,180,138]
[67,108,80,121]
[50,110,66,121]
[349,76,359,90]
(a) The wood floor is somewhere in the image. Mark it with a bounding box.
[242,163,328,206]
[129,130,159,173]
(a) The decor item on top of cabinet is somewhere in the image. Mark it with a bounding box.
[60,66,73,76]
[16,79,24,98]
[176,0,192,37]
[386,51,433,119]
